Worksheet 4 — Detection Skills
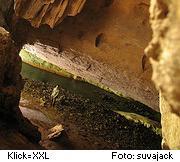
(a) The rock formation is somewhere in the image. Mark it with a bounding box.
[14,0,86,28]
[146,0,180,149]
[0,27,41,147]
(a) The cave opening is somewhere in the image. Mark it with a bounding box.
[1,0,173,150]
[15,0,161,150]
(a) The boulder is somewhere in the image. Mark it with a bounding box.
[146,0,180,149]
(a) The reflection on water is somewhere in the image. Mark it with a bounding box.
[21,63,116,102]
[21,62,161,121]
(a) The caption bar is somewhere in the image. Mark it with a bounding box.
[0,150,179,162]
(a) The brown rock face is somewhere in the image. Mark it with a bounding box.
[146,0,180,149]
[0,27,41,144]
[14,0,86,28]
[0,27,22,118]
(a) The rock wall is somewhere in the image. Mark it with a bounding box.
[0,27,22,119]
[0,27,41,146]
[146,0,180,149]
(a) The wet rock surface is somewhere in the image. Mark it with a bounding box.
[21,78,162,150]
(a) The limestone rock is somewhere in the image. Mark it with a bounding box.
[48,124,64,140]
[146,0,180,149]
[0,27,41,144]
[14,0,86,28]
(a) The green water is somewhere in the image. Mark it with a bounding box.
[21,63,117,102]
[21,62,161,123]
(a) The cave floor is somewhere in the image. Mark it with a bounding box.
[0,120,42,150]
[0,105,43,149]
[20,79,162,150]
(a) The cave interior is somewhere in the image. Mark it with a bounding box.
[0,0,179,150]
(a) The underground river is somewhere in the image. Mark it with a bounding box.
[20,62,162,149]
